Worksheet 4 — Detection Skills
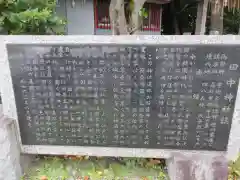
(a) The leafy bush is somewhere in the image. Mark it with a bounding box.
[0,0,66,34]
[21,156,169,180]
[229,153,240,180]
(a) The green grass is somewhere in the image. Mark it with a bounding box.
[21,156,169,180]
[21,153,240,180]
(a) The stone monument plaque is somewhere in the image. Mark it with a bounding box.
[1,36,240,158]
[6,43,240,151]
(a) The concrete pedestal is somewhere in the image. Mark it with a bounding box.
[0,114,34,180]
[0,115,22,180]
[167,153,228,180]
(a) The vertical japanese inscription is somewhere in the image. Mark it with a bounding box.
[194,48,239,150]
[154,47,195,148]
[7,44,240,151]
[153,45,240,150]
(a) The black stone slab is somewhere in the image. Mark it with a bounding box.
[6,44,240,151]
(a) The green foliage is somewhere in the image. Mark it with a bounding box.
[30,157,70,179]
[162,0,240,34]
[0,0,66,34]
[224,8,240,34]
[205,7,240,34]
[228,153,240,180]
[22,156,169,180]
[127,0,148,19]
[139,8,148,19]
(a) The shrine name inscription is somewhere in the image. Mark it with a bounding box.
[7,44,240,151]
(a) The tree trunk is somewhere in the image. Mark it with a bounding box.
[195,0,209,35]
[218,0,224,34]
[129,0,147,34]
[162,2,175,35]
[109,0,147,35]
[118,0,128,34]
[173,0,182,34]
[109,0,119,35]
[109,0,126,35]
[174,18,180,34]
[210,0,224,34]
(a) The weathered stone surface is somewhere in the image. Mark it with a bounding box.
[0,115,21,180]
[0,108,35,180]
[167,153,228,180]
[211,156,228,180]
[20,154,35,174]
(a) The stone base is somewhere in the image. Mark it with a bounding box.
[167,153,228,180]
[0,115,34,180]
[209,31,220,35]
[20,154,36,176]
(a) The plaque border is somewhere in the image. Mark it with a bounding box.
[1,35,240,160]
